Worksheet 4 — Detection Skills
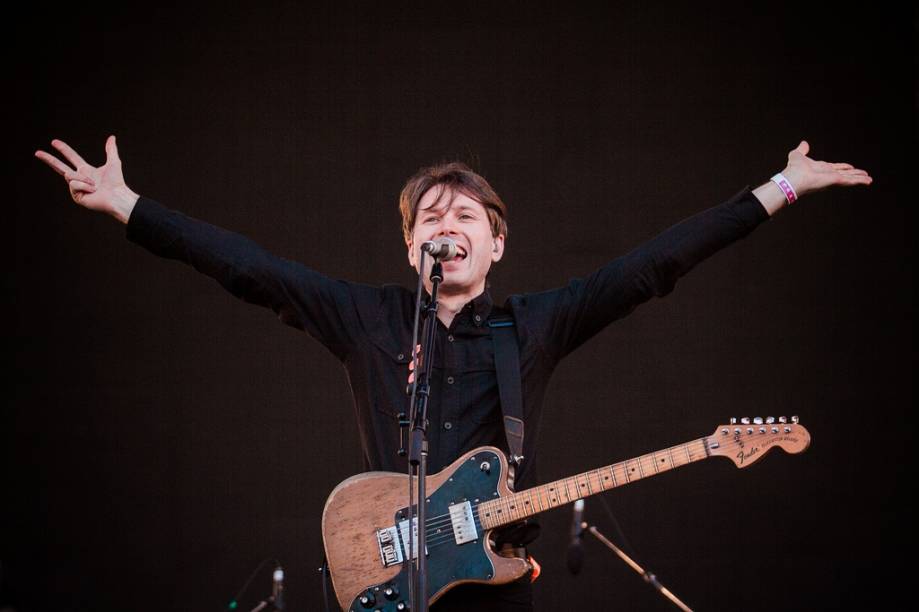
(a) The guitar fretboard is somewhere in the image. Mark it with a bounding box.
[478,437,710,530]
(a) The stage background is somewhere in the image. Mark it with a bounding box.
[8,2,914,610]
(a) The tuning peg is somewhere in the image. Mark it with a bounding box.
[730,417,737,424]
[791,415,799,424]
[766,416,775,424]
[753,416,764,425]
[778,416,787,423]
[741,417,751,425]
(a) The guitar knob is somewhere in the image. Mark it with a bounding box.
[359,592,376,608]
[396,602,409,610]
[730,417,737,424]
[779,416,787,423]
[753,416,764,425]
[480,461,491,473]
[741,417,751,425]
[791,415,799,424]
[384,585,399,600]
[766,416,775,424]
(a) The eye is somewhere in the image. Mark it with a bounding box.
[423,216,439,223]
[460,214,474,220]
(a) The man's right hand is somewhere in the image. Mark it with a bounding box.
[35,135,140,224]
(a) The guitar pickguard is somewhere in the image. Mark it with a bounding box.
[346,449,503,612]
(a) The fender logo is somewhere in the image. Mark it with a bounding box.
[736,446,760,464]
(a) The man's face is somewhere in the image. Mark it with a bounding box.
[406,186,505,295]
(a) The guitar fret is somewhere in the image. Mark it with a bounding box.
[478,436,712,530]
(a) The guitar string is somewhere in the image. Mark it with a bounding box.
[399,436,782,553]
[412,471,621,538]
[413,469,610,533]
[415,442,712,530]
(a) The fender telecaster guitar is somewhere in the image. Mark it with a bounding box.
[322,417,810,611]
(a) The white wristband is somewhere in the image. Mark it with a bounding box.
[770,172,798,205]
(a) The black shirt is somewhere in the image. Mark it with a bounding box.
[125,185,769,497]
[125,185,769,609]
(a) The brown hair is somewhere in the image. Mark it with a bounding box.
[399,161,508,245]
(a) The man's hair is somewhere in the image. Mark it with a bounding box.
[399,161,508,245]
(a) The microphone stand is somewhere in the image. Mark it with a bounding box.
[403,251,444,612]
[583,522,693,612]
[248,564,285,611]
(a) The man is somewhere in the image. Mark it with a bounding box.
[35,136,871,610]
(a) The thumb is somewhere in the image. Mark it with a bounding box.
[105,134,121,163]
[793,139,809,156]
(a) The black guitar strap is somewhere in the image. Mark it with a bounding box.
[487,316,524,490]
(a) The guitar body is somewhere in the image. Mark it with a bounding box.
[322,446,531,611]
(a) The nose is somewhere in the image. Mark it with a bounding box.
[436,219,459,237]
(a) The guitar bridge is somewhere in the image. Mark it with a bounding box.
[376,525,403,567]
[376,517,428,568]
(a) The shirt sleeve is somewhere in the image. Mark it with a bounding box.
[124,196,369,361]
[522,185,771,362]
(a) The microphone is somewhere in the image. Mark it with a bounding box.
[272,564,285,610]
[420,237,458,260]
[566,498,586,575]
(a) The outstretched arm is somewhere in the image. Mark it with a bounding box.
[525,141,873,362]
[35,135,370,360]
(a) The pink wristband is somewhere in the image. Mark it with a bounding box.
[770,172,798,205]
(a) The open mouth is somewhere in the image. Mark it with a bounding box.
[446,245,467,262]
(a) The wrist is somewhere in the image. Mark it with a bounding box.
[770,171,800,206]
[111,186,140,224]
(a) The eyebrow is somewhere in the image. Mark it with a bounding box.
[420,204,478,215]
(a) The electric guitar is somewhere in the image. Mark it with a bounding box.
[322,417,810,611]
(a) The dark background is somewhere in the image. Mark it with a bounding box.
[8,2,914,610]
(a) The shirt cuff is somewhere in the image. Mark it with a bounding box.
[125,195,171,245]
[726,184,771,229]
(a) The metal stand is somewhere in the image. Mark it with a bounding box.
[401,251,446,612]
[584,523,693,612]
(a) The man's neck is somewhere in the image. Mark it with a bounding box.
[426,282,485,329]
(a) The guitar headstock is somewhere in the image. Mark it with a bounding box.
[707,416,811,468]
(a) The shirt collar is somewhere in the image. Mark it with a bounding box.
[421,286,494,327]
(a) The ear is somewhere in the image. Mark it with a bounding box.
[491,234,505,263]
[407,237,416,268]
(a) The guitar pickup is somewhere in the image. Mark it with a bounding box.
[449,501,478,545]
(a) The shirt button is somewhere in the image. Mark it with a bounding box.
[444,421,453,430]
[474,314,481,322]
[446,376,454,384]
[447,334,454,342]
[397,353,404,360]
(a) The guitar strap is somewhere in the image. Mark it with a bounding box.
[488,315,541,557]
[487,315,524,490]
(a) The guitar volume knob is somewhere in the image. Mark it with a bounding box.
[359,591,376,608]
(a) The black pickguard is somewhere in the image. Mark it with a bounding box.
[347,450,503,612]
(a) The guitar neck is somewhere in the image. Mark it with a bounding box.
[478,436,712,530]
